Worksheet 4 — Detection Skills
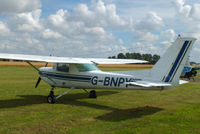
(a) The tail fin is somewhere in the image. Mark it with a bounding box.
[150,37,196,86]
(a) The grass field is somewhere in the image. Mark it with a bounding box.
[0,66,200,134]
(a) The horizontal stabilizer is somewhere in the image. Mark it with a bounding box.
[179,80,189,85]
[127,81,171,87]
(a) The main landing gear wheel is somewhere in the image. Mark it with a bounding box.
[47,90,55,104]
[89,90,97,98]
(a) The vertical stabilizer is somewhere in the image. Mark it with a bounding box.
[150,37,196,86]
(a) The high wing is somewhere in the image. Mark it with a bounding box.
[127,81,171,87]
[87,58,148,64]
[0,53,147,64]
[0,53,91,64]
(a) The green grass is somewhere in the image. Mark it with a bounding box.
[0,66,200,134]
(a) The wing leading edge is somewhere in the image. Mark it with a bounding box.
[88,58,148,64]
[0,53,147,64]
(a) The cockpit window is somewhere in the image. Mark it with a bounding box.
[75,64,100,72]
[56,63,69,72]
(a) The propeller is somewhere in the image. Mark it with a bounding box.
[35,62,48,88]
[35,77,41,88]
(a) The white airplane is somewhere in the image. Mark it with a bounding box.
[0,37,196,103]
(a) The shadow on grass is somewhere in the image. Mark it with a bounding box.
[0,90,118,109]
[96,106,163,122]
[0,90,163,121]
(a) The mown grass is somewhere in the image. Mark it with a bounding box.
[0,66,200,134]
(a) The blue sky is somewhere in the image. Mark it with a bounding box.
[0,0,200,62]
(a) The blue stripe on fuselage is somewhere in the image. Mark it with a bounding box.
[41,72,92,81]
[164,40,189,82]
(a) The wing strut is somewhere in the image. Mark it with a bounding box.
[26,61,40,71]
[26,61,56,85]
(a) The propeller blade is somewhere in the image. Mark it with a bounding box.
[45,62,48,67]
[35,77,41,88]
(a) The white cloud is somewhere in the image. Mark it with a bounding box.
[48,9,69,28]
[160,29,176,46]
[9,9,42,32]
[74,4,94,21]
[189,4,200,21]
[135,12,164,32]
[161,29,175,42]
[128,11,163,55]
[0,0,200,62]
[0,0,172,58]
[171,0,200,62]
[172,0,191,17]
[90,0,126,27]
[0,21,10,36]
[131,42,158,54]
[0,0,41,14]
[42,29,64,39]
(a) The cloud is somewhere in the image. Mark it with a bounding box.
[48,9,69,28]
[0,0,199,62]
[134,12,164,32]
[0,0,41,14]
[130,41,158,54]
[42,29,64,39]
[160,29,176,46]
[128,11,164,54]
[0,0,170,58]
[74,4,94,21]
[74,0,126,28]
[161,29,175,41]
[171,0,200,62]
[8,9,42,32]
[172,0,191,17]
[189,3,200,21]
[0,21,10,36]
[0,0,123,57]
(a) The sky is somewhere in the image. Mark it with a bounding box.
[0,0,200,62]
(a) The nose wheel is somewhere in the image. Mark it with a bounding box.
[47,87,75,104]
[47,88,56,104]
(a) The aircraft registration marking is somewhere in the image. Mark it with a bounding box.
[91,76,140,87]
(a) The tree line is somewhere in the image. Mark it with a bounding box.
[108,52,160,64]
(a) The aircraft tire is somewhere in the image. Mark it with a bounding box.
[89,90,97,98]
[47,95,56,104]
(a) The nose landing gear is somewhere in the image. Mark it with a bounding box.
[47,87,55,104]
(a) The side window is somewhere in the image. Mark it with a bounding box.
[75,64,100,72]
[57,63,69,72]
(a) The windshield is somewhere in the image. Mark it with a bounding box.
[75,64,100,72]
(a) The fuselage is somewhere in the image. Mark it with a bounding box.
[39,64,161,90]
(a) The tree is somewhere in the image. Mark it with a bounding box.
[109,52,160,64]
[152,54,160,64]
[125,53,131,59]
[108,56,116,59]
[117,53,126,59]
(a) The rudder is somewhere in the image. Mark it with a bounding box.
[150,37,196,86]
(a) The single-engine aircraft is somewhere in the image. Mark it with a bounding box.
[0,37,196,103]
